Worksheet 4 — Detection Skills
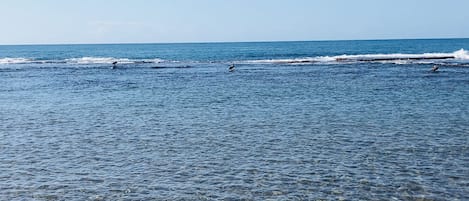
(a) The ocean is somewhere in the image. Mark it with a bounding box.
[1,39,468,200]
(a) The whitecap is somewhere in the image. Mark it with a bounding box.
[242,49,469,65]
[0,57,33,64]
[65,57,132,64]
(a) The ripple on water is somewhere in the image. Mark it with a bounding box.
[1,62,469,200]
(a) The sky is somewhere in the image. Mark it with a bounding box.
[1,0,469,44]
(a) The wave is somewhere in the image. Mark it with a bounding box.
[65,57,165,64]
[0,57,164,65]
[0,57,34,64]
[65,57,131,64]
[244,49,469,65]
[2,49,469,67]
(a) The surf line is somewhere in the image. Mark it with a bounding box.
[346,56,455,62]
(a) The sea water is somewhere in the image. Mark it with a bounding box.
[1,39,468,200]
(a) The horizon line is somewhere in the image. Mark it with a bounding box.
[1,37,468,46]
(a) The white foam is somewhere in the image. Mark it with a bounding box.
[0,57,165,65]
[243,49,469,65]
[334,52,452,61]
[453,48,469,60]
[65,57,133,64]
[0,57,33,64]
[245,58,312,64]
[141,58,164,63]
[65,57,164,64]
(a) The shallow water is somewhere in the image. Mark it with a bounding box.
[1,40,469,200]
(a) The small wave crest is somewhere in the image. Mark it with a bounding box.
[0,57,164,65]
[66,57,130,64]
[65,57,165,64]
[453,49,469,60]
[243,49,469,65]
[0,57,33,64]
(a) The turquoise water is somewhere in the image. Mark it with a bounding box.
[1,39,469,200]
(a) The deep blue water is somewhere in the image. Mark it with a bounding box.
[1,39,469,200]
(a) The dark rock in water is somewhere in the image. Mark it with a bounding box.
[112,61,118,69]
[229,64,235,72]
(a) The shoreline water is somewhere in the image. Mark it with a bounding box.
[1,39,468,200]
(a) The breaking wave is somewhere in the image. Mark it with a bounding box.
[2,49,469,67]
[0,57,164,65]
[244,49,469,65]
[65,57,131,64]
[0,57,34,64]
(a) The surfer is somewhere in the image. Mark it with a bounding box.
[431,65,439,72]
[229,64,235,72]
[112,61,118,69]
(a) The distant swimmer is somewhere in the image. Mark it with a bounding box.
[229,64,235,72]
[112,61,118,69]
[431,65,439,72]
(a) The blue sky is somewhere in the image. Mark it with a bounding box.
[1,0,469,44]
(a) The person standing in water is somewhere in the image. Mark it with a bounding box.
[112,61,118,69]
